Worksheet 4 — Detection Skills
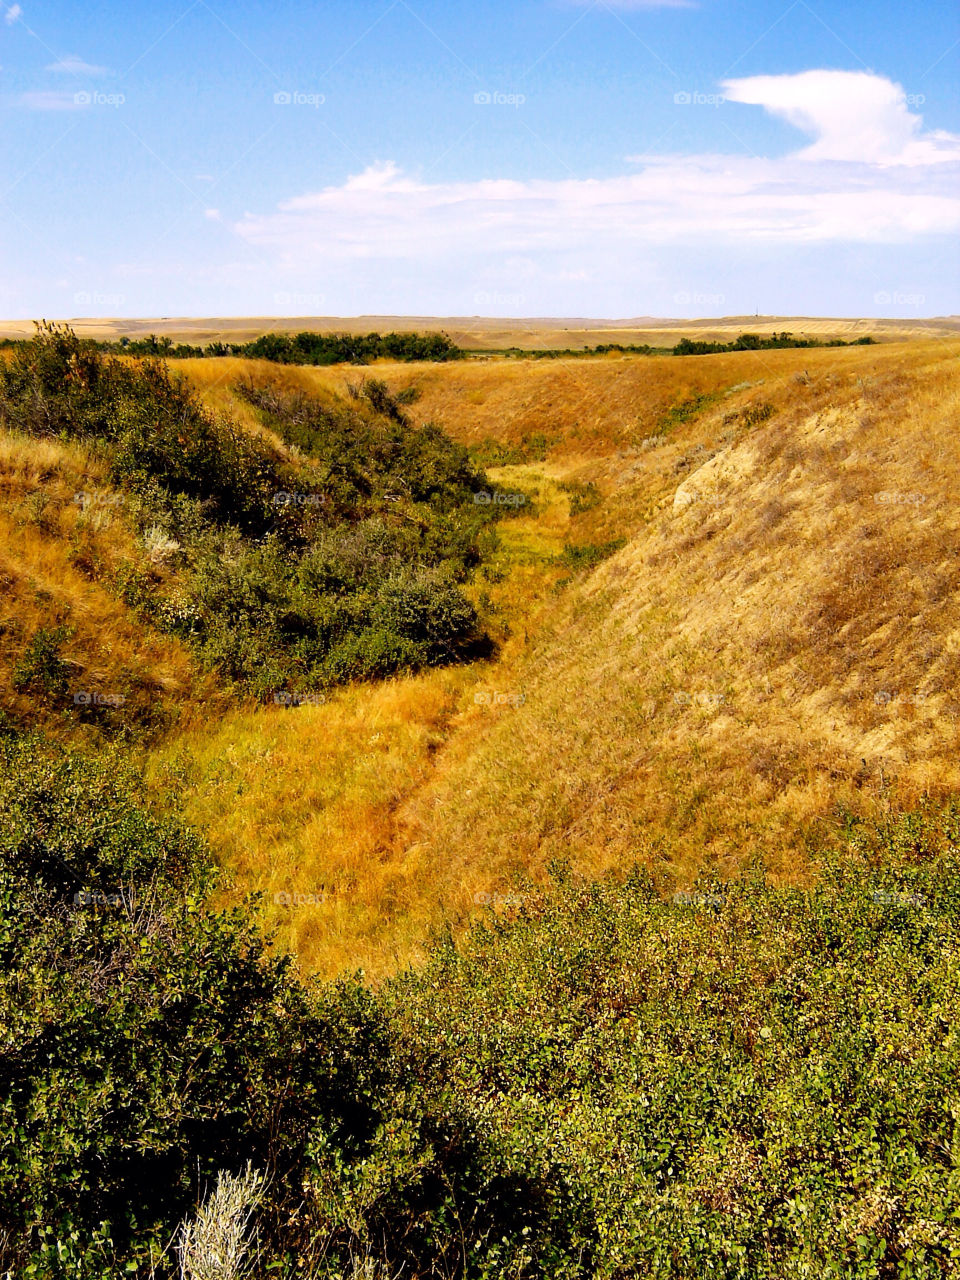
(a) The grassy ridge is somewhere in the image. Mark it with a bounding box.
[0,326,499,731]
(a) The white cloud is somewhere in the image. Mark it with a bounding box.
[45,54,109,75]
[204,208,222,221]
[722,70,959,167]
[4,4,22,24]
[235,71,959,279]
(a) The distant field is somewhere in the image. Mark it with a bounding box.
[2,312,958,349]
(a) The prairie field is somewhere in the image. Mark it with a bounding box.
[6,0,960,1267]
[148,337,960,974]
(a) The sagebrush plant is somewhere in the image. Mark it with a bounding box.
[177,1164,265,1280]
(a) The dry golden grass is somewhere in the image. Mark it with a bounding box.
[147,337,960,978]
[391,340,960,922]
[6,335,960,978]
[0,428,203,735]
[4,313,957,348]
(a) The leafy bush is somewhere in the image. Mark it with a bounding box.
[560,538,626,571]
[11,625,73,697]
[2,743,957,1278]
[557,479,602,517]
[95,329,464,365]
[673,332,875,356]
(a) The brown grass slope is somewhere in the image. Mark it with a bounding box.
[154,338,960,977]
[393,340,960,914]
[4,313,958,347]
[0,430,205,737]
[3,337,957,978]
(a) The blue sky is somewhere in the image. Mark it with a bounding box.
[2,0,958,319]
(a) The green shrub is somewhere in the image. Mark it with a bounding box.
[11,625,73,697]
[1,736,958,1277]
[560,538,626,571]
[558,479,602,517]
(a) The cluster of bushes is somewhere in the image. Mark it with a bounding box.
[674,332,876,356]
[498,342,665,359]
[1,729,957,1277]
[0,325,496,700]
[77,329,465,364]
[657,390,721,433]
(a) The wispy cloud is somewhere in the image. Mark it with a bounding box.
[4,4,22,24]
[236,71,959,279]
[45,54,109,76]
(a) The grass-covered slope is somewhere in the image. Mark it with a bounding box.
[0,326,498,734]
[112,337,960,977]
[1,731,957,1277]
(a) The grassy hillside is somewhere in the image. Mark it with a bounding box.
[145,337,960,974]
[3,312,958,347]
[2,326,959,1276]
[0,327,498,741]
[2,330,959,975]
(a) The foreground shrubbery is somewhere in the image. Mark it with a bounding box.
[1,729,957,1278]
[0,326,495,703]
